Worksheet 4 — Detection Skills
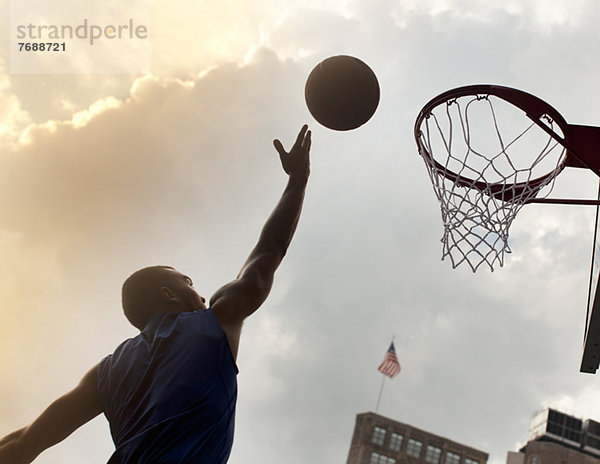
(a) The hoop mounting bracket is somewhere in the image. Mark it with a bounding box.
[565,124,600,178]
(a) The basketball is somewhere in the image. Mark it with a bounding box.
[305,55,380,131]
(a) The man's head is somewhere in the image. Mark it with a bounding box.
[122,265,206,330]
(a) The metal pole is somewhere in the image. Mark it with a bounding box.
[375,374,385,413]
[526,198,600,205]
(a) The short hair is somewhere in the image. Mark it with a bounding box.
[122,265,175,330]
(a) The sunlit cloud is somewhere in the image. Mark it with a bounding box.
[0,60,31,144]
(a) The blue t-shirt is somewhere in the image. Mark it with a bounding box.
[97,309,238,463]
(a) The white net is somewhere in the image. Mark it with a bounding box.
[416,94,568,272]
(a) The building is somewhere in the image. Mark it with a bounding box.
[507,408,600,464]
[346,412,489,464]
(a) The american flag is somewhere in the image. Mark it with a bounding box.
[378,342,401,378]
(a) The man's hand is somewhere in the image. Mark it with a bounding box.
[273,124,311,181]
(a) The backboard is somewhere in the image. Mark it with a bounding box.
[581,188,600,373]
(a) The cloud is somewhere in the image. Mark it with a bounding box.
[0,59,31,143]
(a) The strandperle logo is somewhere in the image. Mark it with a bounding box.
[16,18,149,46]
[10,0,151,74]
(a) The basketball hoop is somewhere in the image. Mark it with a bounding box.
[415,85,573,272]
[416,85,600,372]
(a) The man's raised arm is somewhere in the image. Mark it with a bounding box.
[211,125,311,357]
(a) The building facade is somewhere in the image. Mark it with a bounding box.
[346,412,489,464]
[507,408,600,464]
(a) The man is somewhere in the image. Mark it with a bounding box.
[0,124,312,463]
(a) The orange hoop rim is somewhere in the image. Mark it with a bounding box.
[414,84,571,201]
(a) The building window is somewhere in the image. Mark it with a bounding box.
[372,426,387,446]
[445,451,461,464]
[547,423,562,435]
[425,445,442,464]
[406,439,423,457]
[529,457,539,464]
[465,459,479,464]
[389,432,404,451]
[370,452,397,464]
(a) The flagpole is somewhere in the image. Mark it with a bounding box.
[375,336,396,414]
[375,373,386,413]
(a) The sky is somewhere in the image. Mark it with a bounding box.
[2,0,600,463]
